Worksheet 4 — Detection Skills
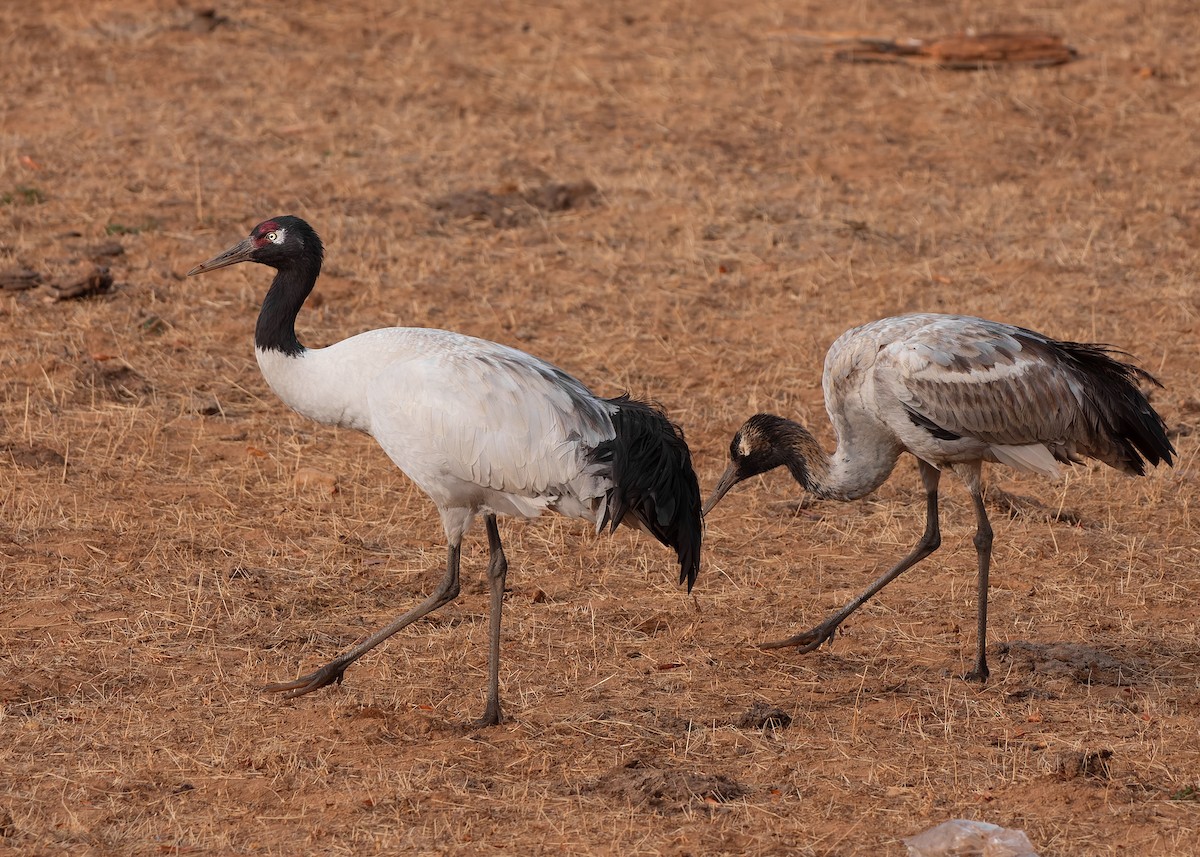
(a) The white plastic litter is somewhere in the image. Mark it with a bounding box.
[904,819,1039,857]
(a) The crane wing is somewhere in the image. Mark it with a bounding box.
[875,317,1100,464]
[364,331,616,505]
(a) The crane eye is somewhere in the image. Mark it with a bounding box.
[265,231,279,242]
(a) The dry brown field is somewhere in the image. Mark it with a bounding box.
[2,1,1198,854]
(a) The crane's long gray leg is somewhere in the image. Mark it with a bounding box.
[964,477,993,683]
[762,460,943,653]
[477,513,508,727]
[263,540,463,699]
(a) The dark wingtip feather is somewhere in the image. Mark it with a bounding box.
[1057,341,1176,474]
[597,395,703,591]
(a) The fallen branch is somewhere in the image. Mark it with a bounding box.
[773,29,1078,70]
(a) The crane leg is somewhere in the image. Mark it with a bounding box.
[964,485,993,682]
[762,460,943,653]
[477,513,509,727]
[263,540,463,699]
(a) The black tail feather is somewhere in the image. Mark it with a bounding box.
[593,395,702,591]
[1059,341,1175,475]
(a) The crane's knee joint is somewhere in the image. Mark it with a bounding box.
[437,579,461,604]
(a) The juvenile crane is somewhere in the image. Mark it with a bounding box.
[704,313,1173,680]
[188,216,702,725]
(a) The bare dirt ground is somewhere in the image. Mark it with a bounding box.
[2,1,1198,854]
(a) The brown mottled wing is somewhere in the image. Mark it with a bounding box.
[874,316,1092,448]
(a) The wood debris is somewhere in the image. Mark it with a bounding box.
[44,263,114,301]
[0,269,41,291]
[775,29,1078,69]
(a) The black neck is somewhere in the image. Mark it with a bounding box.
[254,262,318,356]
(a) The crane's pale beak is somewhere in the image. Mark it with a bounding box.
[702,462,745,517]
[187,236,256,276]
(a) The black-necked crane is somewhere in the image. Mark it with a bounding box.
[703,313,1174,681]
[188,216,702,726]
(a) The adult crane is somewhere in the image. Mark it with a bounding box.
[703,313,1173,681]
[188,216,702,725]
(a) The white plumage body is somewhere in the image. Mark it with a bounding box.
[256,327,618,541]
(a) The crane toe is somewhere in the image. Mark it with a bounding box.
[960,664,990,683]
[759,623,837,653]
[263,661,347,699]
[474,705,503,729]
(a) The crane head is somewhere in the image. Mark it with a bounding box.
[702,413,795,515]
[188,216,323,276]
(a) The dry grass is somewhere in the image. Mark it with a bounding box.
[2,0,1199,854]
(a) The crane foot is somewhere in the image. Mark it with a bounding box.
[759,623,837,654]
[263,660,347,699]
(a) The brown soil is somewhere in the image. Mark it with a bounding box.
[2,2,1198,855]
